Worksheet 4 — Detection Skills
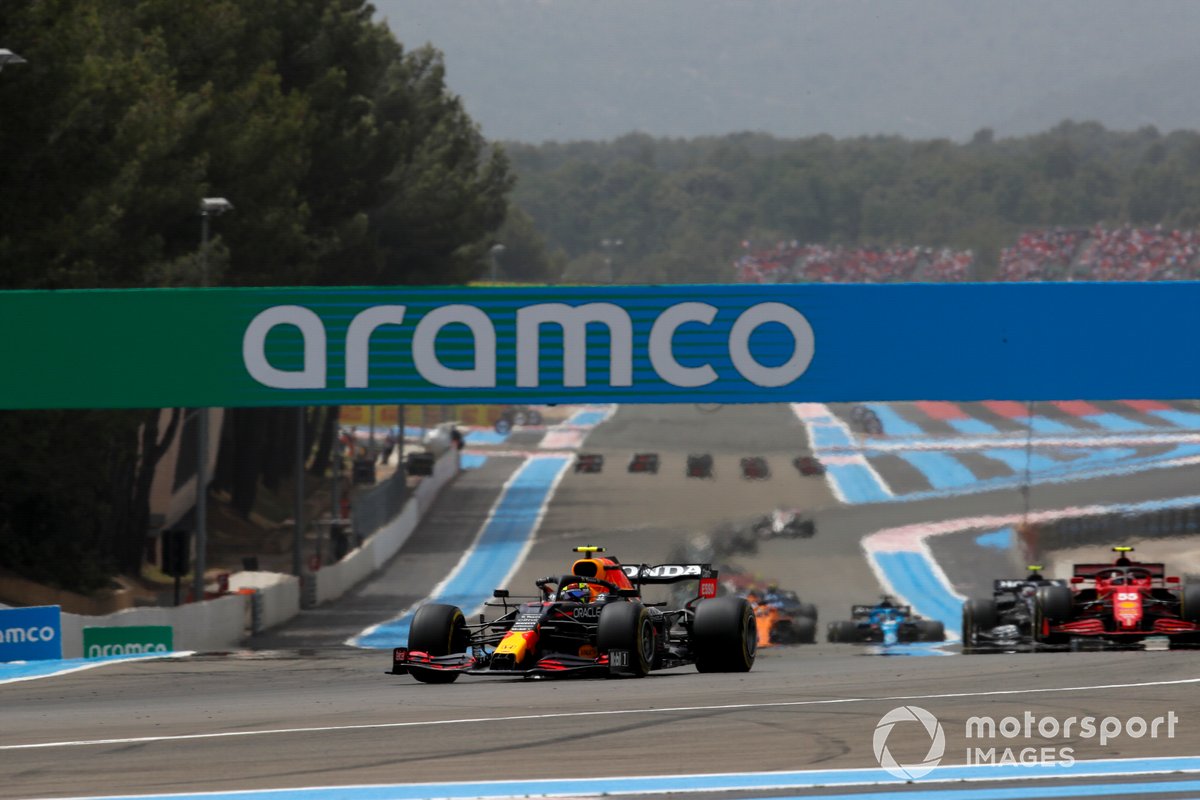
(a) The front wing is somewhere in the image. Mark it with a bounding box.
[391,647,647,677]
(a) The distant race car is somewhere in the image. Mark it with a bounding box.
[747,586,817,645]
[827,596,945,645]
[961,565,1066,648]
[1030,546,1200,645]
[750,509,817,540]
[389,546,757,682]
[792,456,826,476]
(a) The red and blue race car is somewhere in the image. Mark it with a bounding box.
[389,546,757,682]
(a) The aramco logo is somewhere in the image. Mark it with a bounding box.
[873,705,946,780]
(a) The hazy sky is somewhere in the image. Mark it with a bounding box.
[374,0,1200,144]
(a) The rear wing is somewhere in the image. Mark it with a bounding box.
[622,563,719,600]
[1073,563,1165,578]
[852,604,910,617]
[994,578,1067,592]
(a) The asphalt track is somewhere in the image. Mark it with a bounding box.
[6,404,1200,799]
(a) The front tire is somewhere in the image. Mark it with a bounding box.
[1034,585,1073,645]
[915,619,946,642]
[828,620,860,643]
[693,596,756,672]
[408,603,469,684]
[598,602,656,677]
[793,616,817,644]
[962,598,998,647]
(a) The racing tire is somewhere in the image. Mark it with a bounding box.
[1034,584,1073,645]
[693,596,756,672]
[598,602,656,677]
[915,619,946,642]
[827,620,860,643]
[1181,583,1200,623]
[493,417,512,435]
[513,410,529,427]
[962,598,998,647]
[527,409,543,426]
[793,616,817,644]
[794,602,818,622]
[408,603,470,684]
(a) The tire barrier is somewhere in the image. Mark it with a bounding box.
[1034,505,1200,555]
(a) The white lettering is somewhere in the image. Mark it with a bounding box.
[242,306,326,389]
[516,303,632,387]
[648,302,718,387]
[965,717,996,739]
[728,302,814,387]
[345,305,406,388]
[412,305,496,388]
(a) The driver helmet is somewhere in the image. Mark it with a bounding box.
[878,596,894,608]
[560,583,592,603]
[1020,585,1037,598]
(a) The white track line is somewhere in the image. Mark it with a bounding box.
[7,673,1200,751]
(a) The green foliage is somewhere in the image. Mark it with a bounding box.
[507,124,1200,282]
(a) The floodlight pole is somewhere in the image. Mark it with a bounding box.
[194,198,232,603]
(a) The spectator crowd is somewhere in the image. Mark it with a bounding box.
[734,241,974,283]
[737,225,1200,284]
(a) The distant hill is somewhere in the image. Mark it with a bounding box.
[373,0,1200,143]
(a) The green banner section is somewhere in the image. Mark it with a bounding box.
[82,625,173,658]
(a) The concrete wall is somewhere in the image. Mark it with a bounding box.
[60,593,246,659]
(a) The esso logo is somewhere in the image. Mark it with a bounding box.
[699,578,718,598]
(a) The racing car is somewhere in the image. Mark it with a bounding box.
[750,508,817,540]
[826,596,945,644]
[1030,546,1200,645]
[961,565,1066,648]
[747,586,817,645]
[389,546,757,682]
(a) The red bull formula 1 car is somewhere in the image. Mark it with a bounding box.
[1033,546,1200,645]
[389,546,757,682]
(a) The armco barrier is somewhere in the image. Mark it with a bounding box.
[310,449,457,606]
[228,572,300,634]
[59,593,245,658]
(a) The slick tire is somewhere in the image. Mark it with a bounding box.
[793,615,817,644]
[693,596,756,672]
[1181,583,1200,623]
[513,410,529,427]
[527,409,544,426]
[794,602,818,622]
[827,620,860,643]
[916,619,946,642]
[962,598,998,648]
[408,603,469,684]
[1034,585,1073,645]
[598,602,655,677]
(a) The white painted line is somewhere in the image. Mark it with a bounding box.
[9,673,1200,751]
[0,652,196,686]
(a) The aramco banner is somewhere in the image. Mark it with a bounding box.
[1,283,1198,409]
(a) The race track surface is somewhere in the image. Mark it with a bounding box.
[6,403,1200,800]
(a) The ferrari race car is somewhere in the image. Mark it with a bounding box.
[961,565,1067,648]
[827,596,945,644]
[1029,546,1200,645]
[389,547,757,682]
[747,586,817,645]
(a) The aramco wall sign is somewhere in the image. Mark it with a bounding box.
[0,283,1197,408]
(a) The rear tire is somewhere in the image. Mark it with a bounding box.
[793,616,817,644]
[794,602,818,621]
[827,620,860,643]
[1181,583,1200,623]
[916,619,946,642]
[408,604,469,684]
[1034,585,1073,645]
[693,596,756,672]
[962,598,998,647]
[598,602,655,677]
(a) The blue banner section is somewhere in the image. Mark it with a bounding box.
[0,605,63,662]
[237,282,1200,403]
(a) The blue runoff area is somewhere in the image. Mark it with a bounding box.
[871,551,961,638]
[565,409,608,426]
[352,456,570,649]
[53,757,1200,800]
[458,454,488,470]
[464,430,508,445]
[0,653,185,683]
[824,463,891,504]
[975,527,1014,549]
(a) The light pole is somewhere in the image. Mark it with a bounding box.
[194,197,233,604]
[600,238,623,283]
[489,243,506,282]
[0,49,26,73]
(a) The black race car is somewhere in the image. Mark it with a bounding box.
[961,566,1066,648]
[827,596,945,644]
[389,546,757,682]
